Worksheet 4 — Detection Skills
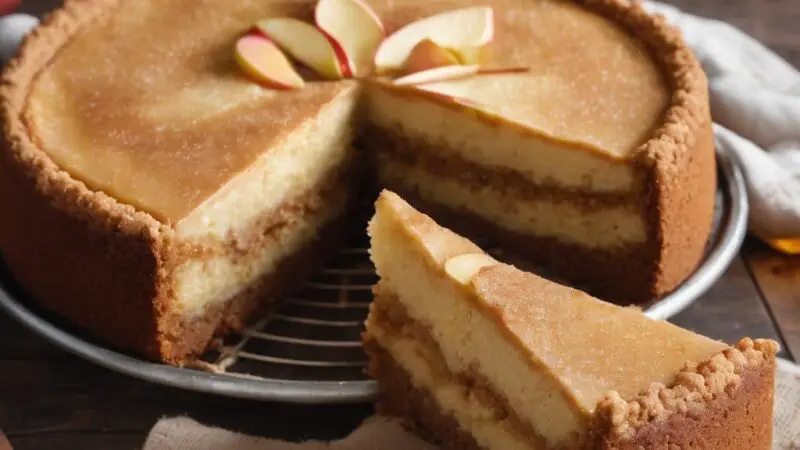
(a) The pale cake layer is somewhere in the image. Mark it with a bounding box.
[370,192,589,446]
[25,0,668,226]
[367,321,778,450]
[173,183,350,315]
[176,93,359,239]
[25,0,357,223]
[160,209,349,362]
[366,338,490,450]
[367,293,556,450]
[366,324,536,450]
[365,126,639,206]
[374,151,646,249]
[366,85,640,193]
[369,191,728,447]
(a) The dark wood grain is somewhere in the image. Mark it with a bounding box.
[0,1,798,449]
[672,255,787,353]
[667,0,800,67]
[16,0,58,18]
[0,430,12,450]
[743,240,800,361]
[0,357,372,448]
[7,433,139,450]
[0,314,67,360]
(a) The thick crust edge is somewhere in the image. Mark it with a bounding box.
[593,338,778,449]
[580,0,717,298]
[0,0,174,360]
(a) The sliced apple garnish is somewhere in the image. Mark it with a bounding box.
[393,65,479,86]
[234,34,305,89]
[374,7,493,74]
[444,43,489,66]
[402,39,459,74]
[393,64,528,86]
[316,0,384,77]
[445,253,497,285]
[255,18,343,80]
[478,65,530,75]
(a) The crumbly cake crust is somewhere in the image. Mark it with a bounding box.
[368,335,777,450]
[593,338,778,449]
[1,0,712,360]
[0,0,172,359]
[580,0,717,296]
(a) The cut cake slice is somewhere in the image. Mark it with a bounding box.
[364,190,778,450]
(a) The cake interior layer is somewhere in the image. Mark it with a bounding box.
[376,185,655,305]
[369,198,589,447]
[175,90,358,237]
[366,337,485,450]
[161,213,346,363]
[364,84,643,193]
[372,147,646,250]
[172,175,353,316]
[366,295,547,450]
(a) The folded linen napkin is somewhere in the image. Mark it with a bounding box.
[643,2,800,251]
[143,359,800,450]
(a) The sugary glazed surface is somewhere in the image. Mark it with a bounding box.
[24,0,669,224]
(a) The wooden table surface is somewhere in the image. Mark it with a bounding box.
[1,1,799,449]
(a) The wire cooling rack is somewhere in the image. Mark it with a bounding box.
[198,234,376,383]
[193,200,521,383]
[0,145,748,403]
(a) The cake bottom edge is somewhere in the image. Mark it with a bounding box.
[363,291,556,450]
[156,210,351,364]
[364,336,486,450]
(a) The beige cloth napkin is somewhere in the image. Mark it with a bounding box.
[144,359,800,450]
[643,1,800,242]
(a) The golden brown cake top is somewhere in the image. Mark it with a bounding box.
[20,0,670,224]
[469,263,729,408]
